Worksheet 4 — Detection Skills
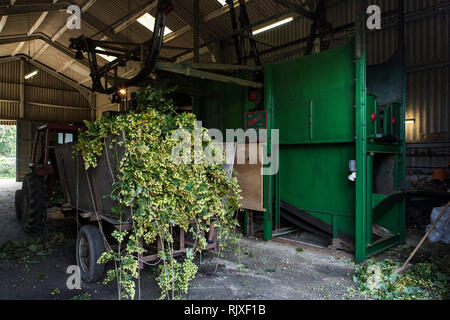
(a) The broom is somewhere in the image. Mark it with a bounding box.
[396,201,450,275]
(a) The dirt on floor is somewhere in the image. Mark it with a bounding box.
[0,178,448,300]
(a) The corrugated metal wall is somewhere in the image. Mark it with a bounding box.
[0,120,16,125]
[0,58,92,181]
[236,0,449,144]
[0,59,91,124]
[406,142,450,176]
[0,101,20,119]
[0,60,21,121]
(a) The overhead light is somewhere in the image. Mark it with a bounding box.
[96,47,117,62]
[24,70,38,80]
[252,17,294,35]
[119,89,127,95]
[405,119,415,124]
[137,13,172,36]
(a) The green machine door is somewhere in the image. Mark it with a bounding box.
[265,36,406,263]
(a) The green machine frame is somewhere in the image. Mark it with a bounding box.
[193,11,406,263]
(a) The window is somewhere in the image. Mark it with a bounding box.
[216,0,227,5]
[57,132,64,145]
[65,134,73,144]
[57,133,74,144]
[137,13,172,36]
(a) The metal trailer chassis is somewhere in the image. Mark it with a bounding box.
[53,135,219,282]
[16,125,218,283]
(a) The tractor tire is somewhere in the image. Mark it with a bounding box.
[15,190,22,220]
[76,225,105,283]
[21,173,47,233]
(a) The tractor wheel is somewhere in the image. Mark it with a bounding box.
[21,173,47,233]
[15,190,22,220]
[76,225,105,283]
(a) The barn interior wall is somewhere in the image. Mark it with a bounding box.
[0,59,92,124]
[217,0,449,146]
[215,0,449,176]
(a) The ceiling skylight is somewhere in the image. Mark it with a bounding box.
[137,13,173,36]
[96,47,117,62]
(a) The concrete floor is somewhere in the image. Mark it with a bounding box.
[0,178,446,300]
[0,179,29,244]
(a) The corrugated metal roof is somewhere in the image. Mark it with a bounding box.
[252,0,449,143]
[0,11,42,36]
[0,1,445,64]
[0,0,447,142]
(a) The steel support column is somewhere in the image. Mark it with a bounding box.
[19,59,25,119]
[354,0,368,263]
[305,0,326,55]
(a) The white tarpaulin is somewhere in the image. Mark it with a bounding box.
[427,206,450,244]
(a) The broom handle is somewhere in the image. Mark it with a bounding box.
[399,201,450,273]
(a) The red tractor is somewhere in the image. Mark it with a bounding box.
[15,124,83,232]
[14,124,108,282]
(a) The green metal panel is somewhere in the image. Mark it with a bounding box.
[192,33,405,263]
[267,40,358,239]
[265,34,405,262]
[193,77,253,134]
[279,144,356,216]
[267,41,356,145]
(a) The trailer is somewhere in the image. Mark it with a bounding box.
[15,124,219,282]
